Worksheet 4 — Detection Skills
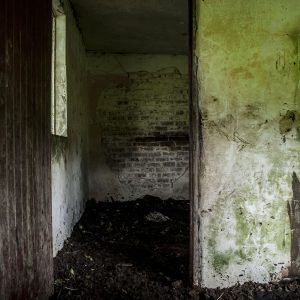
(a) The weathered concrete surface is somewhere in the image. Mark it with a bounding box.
[69,0,188,54]
[195,0,300,288]
[87,54,189,201]
[51,13,67,137]
[52,0,89,256]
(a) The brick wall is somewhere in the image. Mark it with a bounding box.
[88,54,189,201]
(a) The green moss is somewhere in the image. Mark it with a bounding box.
[269,200,290,252]
[234,205,251,245]
[212,251,231,272]
[207,185,290,274]
[235,249,246,261]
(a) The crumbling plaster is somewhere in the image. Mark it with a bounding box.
[87,54,189,202]
[195,0,300,288]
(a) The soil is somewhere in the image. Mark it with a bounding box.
[51,196,300,300]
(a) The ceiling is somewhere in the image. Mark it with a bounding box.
[69,0,189,54]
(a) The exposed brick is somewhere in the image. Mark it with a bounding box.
[163,162,176,167]
[156,157,168,162]
[94,69,189,193]
[158,178,169,183]
[176,162,187,168]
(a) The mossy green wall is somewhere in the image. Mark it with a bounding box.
[196,0,300,287]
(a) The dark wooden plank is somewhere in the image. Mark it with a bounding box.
[27,0,36,296]
[31,1,39,295]
[6,0,18,296]
[40,3,54,295]
[0,0,53,298]
[20,0,29,295]
[43,4,54,296]
[0,0,8,297]
[13,1,24,296]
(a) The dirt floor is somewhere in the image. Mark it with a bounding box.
[51,196,300,300]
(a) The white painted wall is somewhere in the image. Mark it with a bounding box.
[51,0,89,256]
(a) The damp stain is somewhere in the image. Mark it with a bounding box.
[288,172,300,277]
[279,110,300,135]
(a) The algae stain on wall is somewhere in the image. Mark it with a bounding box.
[207,189,290,274]
[195,0,300,287]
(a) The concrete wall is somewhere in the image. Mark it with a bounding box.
[195,0,300,288]
[51,0,89,255]
[87,54,189,201]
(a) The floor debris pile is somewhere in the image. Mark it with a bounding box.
[52,196,300,299]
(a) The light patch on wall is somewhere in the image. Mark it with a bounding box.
[51,10,67,137]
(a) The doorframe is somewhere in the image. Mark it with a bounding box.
[188,0,202,286]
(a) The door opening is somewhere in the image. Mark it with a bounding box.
[50,0,196,297]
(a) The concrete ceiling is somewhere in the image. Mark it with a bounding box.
[69,0,189,54]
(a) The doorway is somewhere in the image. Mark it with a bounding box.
[50,0,195,298]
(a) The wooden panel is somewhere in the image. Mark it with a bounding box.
[0,0,53,298]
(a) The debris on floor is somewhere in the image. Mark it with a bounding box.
[145,211,171,222]
[51,195,300,299]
